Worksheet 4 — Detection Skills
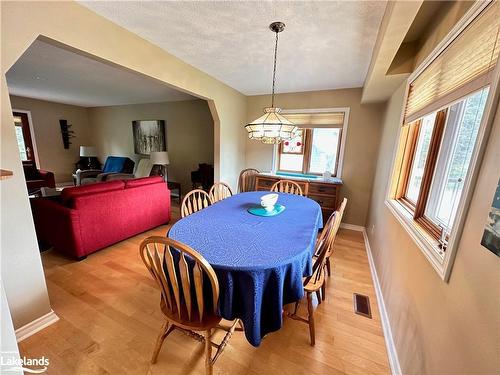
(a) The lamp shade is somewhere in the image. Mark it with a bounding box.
[80,146,97,157]
[150,151,170,165]
[245,107,297,144]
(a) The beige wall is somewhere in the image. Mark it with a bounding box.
[246,89,385,226]
[88,100,214,193]
[1,0,246,329]
[366,78,500,375]
[413,1,473,69]
[9,95,91,183]
[1,80,52,329]
[366,3,500,373]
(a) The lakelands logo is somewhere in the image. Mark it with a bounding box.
[1,352,49,373]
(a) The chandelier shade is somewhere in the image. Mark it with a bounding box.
[245,107,297,144]
[245,22,295,144]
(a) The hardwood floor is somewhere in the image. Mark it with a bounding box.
[19,206,390,375]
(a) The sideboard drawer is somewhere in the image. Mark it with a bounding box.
[256,177,278,190]
[308,183,338,196]
[308,194,337,209]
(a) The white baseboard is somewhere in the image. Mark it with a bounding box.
[340,223,365,232]
[362,229,402,375]
[15,310,59,342]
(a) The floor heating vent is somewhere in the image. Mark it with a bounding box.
[353,293,372,319]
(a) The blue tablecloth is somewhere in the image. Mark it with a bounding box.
[168,191,323,346]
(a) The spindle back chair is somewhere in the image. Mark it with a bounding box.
[208,182,233,203]
[270,179,303,196]
[140,236,240,374]
[181,189,212,218]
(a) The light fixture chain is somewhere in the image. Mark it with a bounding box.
[271,31,279,108]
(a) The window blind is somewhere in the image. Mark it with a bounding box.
[404,2,500,124]
[284,112,345,128]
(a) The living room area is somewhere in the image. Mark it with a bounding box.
[6,37,215,259]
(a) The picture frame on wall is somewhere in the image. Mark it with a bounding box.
[481,176,500,257]
[132,120,166,155]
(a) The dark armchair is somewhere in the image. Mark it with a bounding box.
[76,156,135,185]
[23,164,55,193]
[190,163,214,191]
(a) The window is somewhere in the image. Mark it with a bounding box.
[309,128,341,174]
[394,88,489,247]
[13,112,35,164]
[276,110,347,177]
[388,1,499,280]
[279,129,305,172]
[405,113,436,204]
[425,89,489,232]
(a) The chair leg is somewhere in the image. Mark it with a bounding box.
[326,257,331,277]
[237,319,244,331]
[316,290,322,304]
[151,321,171,364]
[205,329,213,375]
[321,282,326,301]
[306,292,315,346]
[293,301,300,315]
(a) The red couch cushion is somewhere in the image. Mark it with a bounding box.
[62,180,125,206]
[72,181,170,256]
[125,176,164,188]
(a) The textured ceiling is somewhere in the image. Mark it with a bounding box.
[6,39,196,107]
[79,1,387,95]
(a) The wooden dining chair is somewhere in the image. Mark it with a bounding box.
[310,199,346,303]
[209,182,233,203]
[287,209,340,346]
[181,189,213,218]
[324,198,347,278]
[237,168,259,193]
[140,236,241,374]
[270,179,303,196]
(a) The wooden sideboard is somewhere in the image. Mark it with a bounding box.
[255,173,342,223]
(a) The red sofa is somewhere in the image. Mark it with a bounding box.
[31,176,170,259]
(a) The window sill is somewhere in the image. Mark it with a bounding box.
[385,199,447,279]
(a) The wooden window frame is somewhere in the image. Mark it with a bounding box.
[385,1,499,282]
[277,128,342,177]
[394,109,448,243]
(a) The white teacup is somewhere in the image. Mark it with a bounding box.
[260,193,279,212]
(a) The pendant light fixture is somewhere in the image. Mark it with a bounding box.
[245,22,297,144]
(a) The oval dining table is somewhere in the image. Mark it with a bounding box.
[168,191,323,347]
